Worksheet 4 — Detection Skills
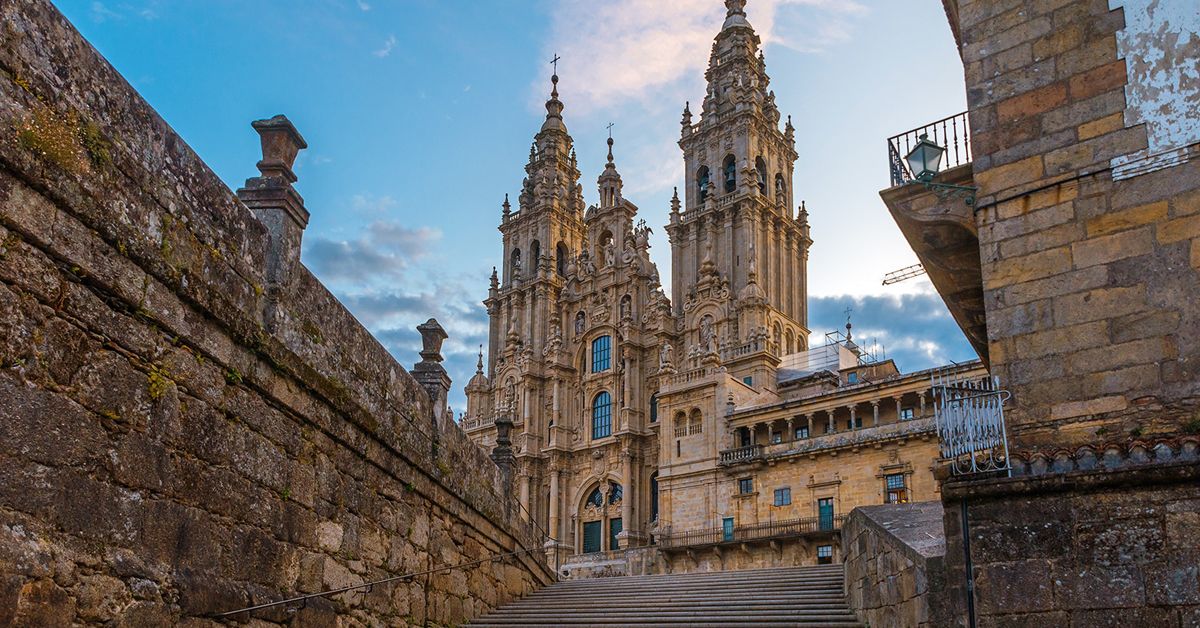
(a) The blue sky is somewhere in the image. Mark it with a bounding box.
[55,0,978,411]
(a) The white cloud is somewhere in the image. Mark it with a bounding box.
[373,34,397,58]
[356,0,371,11]
[536,0,866,115]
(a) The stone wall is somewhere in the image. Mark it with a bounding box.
[0,1,552,626]
[842,502,950,628]
[951,0,1200,452]
[940,452,1200,626]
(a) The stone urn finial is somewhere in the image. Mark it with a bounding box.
[417,318,448,363]
[251,114,307,183]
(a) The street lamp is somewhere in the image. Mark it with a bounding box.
[903,133,976,205]
[905,133,944,182]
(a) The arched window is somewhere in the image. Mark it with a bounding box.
[530,240,541,273]
[697,166,711,203]
[773,323,783,351]
[608,483,623,504]
[785,329,795,355]
[587,487,604,509]
[723,154,737,193]
[673,411,688,437]
[591,335,612,372]
[649,393,659,423]
[592,391,612,439]
[688,408,703,435]
[755,157,767,194]
[556,242,569,276]
[509,248,522,278]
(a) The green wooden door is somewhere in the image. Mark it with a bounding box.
[818,498,835,531]
[609,518,622,551]
[582,521,602,553]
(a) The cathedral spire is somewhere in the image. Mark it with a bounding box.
[541,69,566,133]
[598,129,623,208]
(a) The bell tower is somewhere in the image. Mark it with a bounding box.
[486,72,588,378]
[666,0,812,382]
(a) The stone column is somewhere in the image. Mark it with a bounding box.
[786,418,795,442]
[848,405,857,430]
[806,414,814,436]
[548,466,561,541]
[236,115,308,331]
[518,472,531,522]
[826,410,834,433]
[412,318,452,429]
[620,450,634,548]
[919,391,927,418]
[895,396,904,420]
[872,400,880,427]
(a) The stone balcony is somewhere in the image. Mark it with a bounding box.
[720,417,938,468]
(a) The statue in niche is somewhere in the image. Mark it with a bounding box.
[659,342,674,369]
[602,239,615,268]
[619,295,632,321]
[700,315,715,353]
[574,311,586,336]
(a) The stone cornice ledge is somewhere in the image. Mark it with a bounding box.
[942,436,1200,500]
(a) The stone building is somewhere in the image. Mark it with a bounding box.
[463,0,991,576]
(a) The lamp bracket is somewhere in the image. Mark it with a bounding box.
[911,180,977,206]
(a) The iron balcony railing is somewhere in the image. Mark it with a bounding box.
[719,443,764,464]
[658,514,847,549]
[888,111,972,186]
[932,368,1012,477]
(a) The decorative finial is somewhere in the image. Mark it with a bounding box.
[476,345,484,372]
[681,101,692,127]
[550,53,561,97]
[725,0,746,17]
[844,307,853,342]
[502,193,511,217]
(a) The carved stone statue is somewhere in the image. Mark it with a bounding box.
[574,311,586,335]
[660,342,674,369]
[603,239,615,268]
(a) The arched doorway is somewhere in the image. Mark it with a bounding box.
[579,480,623,553]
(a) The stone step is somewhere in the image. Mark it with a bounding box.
[466,565,861,627]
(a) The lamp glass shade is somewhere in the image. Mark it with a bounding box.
[905,134,945,181]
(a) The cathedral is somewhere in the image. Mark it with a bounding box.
[463,0,984,575]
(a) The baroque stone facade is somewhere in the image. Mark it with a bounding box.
[464,0,990,575]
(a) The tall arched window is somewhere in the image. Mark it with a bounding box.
[755,157,767,194]
[592,391,612,439]
[723,154,737,193]
[556,242,569,276]
[649,393,659,424]
[591,335,612,372]
[773,323,783,352]
[529,240,541,274]
[697,166,711,203]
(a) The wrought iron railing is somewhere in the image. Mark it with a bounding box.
[658,514,846,549]
[719,443,764,464]
[932,368,1011,476]
[888,111,972,186]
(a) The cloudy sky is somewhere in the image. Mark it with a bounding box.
[56,0,977,412]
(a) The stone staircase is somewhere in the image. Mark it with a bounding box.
[466,564,862,627]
